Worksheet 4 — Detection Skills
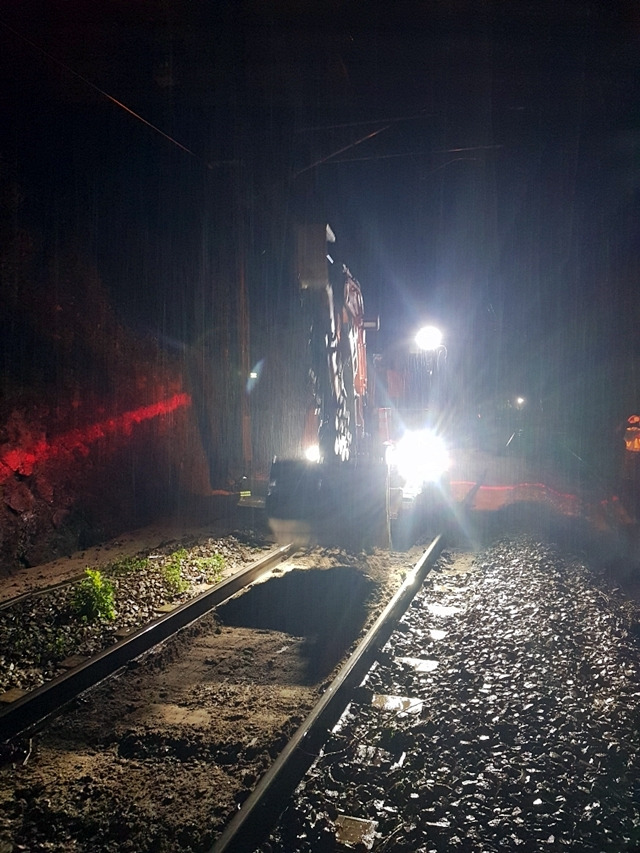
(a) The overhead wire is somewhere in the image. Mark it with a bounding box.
[0,19,505,186]
[0,18,214,169]
[295,113,431,132]
[0,18,397,184]
[292,125,391,179]
[323,143,502,166]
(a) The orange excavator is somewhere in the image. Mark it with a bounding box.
[265,223,389,548]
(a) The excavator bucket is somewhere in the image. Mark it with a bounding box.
[266,459,389,550]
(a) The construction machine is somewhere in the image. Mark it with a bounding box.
[265,223,388,549]
[266,222,452,549]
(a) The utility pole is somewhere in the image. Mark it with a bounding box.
[237,226,252,482]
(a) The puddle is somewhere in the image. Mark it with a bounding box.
[335,815,378,850]
[371,694,423,715]
[427,603,462,617]
[398,656,439,672]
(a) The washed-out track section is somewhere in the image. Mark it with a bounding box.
[212,535,447,852]
[0,541,419,852]
[256,536,640,853]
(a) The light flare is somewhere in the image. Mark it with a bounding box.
[304,443,321,463]
[386,429,449,495]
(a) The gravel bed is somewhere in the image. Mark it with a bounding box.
[0,530,272,694]
[263,535,640,852]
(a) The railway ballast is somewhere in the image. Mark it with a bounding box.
[262,535,640,852]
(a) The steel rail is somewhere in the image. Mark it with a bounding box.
[0,575,87,612]
[0,543,295,742]
[211,532,446,853]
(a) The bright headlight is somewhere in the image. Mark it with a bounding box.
[387,430,449,488]
[304,443,320,463]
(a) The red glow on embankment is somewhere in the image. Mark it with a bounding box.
[451,479,632,531]
[0,392,191,484]
[451,479,582,516]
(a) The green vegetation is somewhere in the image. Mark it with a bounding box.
[40,630,72,661]
[71,569,116,622]
[107,554,150,574]
[160,548,226,596]
[161,549,189,595]
[193,552,225,583]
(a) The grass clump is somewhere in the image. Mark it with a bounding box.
[108,555,150,575]
[161,549,189,595]
[160,549,225,595]
[71,569,116,622]
[193,552,225,583]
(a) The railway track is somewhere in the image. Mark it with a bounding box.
[206,487,486,849]
[3,511,640,852]
[211,535,446,852]
[0,543,295,741]
[0,538,417,852]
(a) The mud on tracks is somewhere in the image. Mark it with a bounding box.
[0,545,415,852]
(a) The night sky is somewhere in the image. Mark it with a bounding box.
[1,1,640,431]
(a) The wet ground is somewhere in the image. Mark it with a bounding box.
[0,545,414,852]
[263,536,640,852]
